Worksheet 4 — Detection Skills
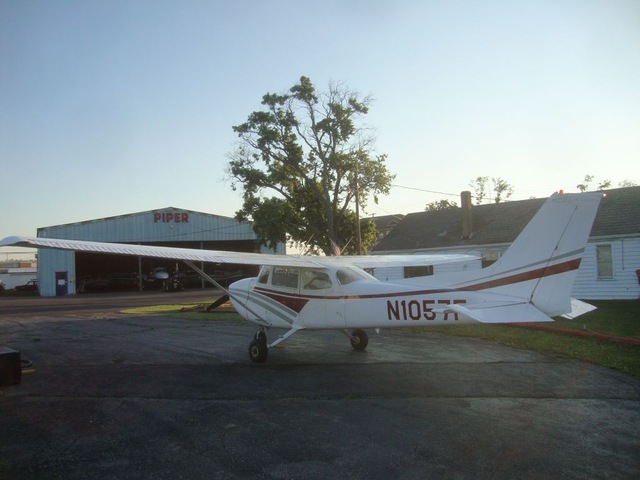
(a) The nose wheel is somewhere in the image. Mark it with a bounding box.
[249,330,268,363]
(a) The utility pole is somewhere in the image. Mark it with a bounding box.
[355,159,362,255]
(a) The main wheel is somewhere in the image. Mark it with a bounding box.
[350,329,368,351]
[249,338,268,363]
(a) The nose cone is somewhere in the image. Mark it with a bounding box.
[228,277,255,320]
[229,277,253,294]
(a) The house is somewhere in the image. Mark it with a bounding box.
[369,214,404,246]
[372,186,640,300]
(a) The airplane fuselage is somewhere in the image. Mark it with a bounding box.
[228,265,494,331]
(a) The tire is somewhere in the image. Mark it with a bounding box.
[249,338,268,363]
[350,329,368,351]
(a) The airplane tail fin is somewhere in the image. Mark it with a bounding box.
[446,192,602,317]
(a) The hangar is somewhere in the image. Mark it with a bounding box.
[36,207,282,297]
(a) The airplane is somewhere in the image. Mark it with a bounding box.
[1,191,602,363]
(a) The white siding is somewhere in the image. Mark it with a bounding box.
[372,258,482,282]
[0,269,37,290]
[572,238,640,300]
[374,239,640,300]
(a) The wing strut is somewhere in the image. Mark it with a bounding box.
[268,325,303,349]
[184,261,270,327]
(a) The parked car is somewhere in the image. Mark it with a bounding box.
[15,279,38,292]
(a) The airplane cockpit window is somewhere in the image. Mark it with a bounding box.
[257,268,270,284]
[271,268,299,289]
[336,267,370,285]
[301,270,332,290]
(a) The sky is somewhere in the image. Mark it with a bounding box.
[1,0,639,251]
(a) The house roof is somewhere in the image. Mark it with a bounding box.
[370,214,404,231]
[373,186,640,253]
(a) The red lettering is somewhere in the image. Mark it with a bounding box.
[423,299,436,320]
[386,299,466,321]
[152,211,189,223]
[438,300,452,320]
[387,301,400,320]
[408,300,421,320]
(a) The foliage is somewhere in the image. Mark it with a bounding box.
[469,176,514,204]
[577,174,637,192]
[425,199,458,211]
[227,76,394,255]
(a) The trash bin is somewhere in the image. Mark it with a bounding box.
[0,347,21,386]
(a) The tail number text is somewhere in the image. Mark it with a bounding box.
[387,299,467,321]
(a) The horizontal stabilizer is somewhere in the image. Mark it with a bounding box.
[446,301,554,324]
[560,299,597,320]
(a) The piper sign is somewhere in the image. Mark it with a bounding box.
[153,211,189,223]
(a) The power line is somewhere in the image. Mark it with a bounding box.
[390,184,460,197]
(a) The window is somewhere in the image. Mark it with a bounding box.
[271,268,299,289]
[257,268,270,284]
[336,268,362,285]
[596,244,613,280]
[301,270,332,290]
[404,265,434,278]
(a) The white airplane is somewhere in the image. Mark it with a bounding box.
[1,191,602,363]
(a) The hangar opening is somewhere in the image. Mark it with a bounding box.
[74,241,259,293]
[36,207,281,297]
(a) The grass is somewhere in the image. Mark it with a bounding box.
[121,299,243,322]
[416,300,640,378]
[124,298,640,378]
[553,300,640,338]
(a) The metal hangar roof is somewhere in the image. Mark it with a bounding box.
[37,206,256,243]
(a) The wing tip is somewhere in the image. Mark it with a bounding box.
[0,235,32,247]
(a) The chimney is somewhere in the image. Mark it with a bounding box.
[461,191,473,239]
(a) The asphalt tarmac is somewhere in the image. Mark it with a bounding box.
[1,292,639,479]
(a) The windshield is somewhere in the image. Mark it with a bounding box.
[336,266,374,285]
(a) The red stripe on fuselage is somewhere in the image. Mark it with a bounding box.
[252,258,581,307]
[457,258,582,292]
[254,287,309,313]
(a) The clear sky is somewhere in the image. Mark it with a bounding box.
[1,0,639,245]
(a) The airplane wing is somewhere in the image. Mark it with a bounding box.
[0,235,324,268]
[0,235,478,270]
[324,253,480,269]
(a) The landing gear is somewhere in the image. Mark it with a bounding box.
[249,330,268,363]
[349,329,368,351]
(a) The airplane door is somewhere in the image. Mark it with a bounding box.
[299,269,345,329]
[324,296,346,329]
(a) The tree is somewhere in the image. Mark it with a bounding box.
[576,174,594,192]
[619,179,638,188]
[227,76,394,255]
[469,176,514,204]
[577,174,636,191]
[425,199,458,211]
